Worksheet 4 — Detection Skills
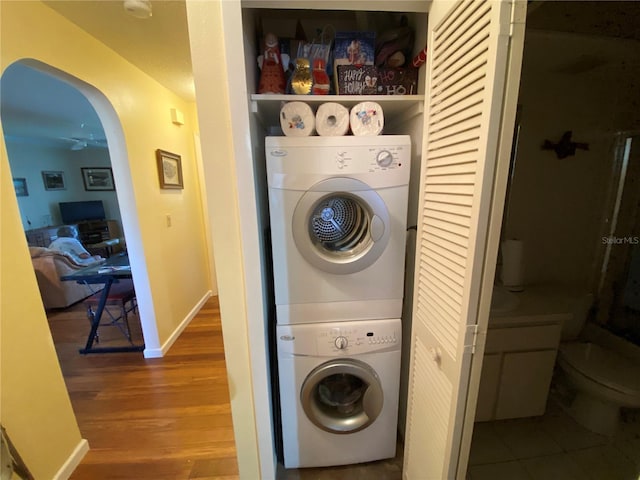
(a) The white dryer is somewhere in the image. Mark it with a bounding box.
[277,318,401,468]
[266,136,411,324]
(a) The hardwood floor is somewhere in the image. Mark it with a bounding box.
[46,296,239,480]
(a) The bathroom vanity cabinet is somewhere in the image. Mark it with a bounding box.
[476,321,563,421]
[475,287,576,422]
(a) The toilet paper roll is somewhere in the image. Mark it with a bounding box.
[500,239,524,291]
[280,101,315,137]
[315,102,350,136]
[350,101,384,136]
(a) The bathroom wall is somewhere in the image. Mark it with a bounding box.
[502,29,640,292]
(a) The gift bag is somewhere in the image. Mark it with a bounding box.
[290,25,334,95]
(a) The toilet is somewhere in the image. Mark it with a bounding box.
[557,295,640,435]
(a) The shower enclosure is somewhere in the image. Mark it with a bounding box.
[596,132,640,345]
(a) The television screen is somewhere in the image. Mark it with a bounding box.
[59,201,106,224]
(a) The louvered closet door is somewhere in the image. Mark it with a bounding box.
[403,1,523,479]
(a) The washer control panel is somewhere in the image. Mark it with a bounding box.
[318,324,399,355]
[318,327,399,355]
[277,320,402,356]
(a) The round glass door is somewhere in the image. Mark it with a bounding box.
[293,178,390,275]
[300,359,383,434]
[310,194,371,255]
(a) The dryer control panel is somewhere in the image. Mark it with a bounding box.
[277,318,402,356]
[266,135,411,190]
[333,145,406,173]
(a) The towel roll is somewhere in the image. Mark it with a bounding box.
[316,102,350,136]
[280,101,315,137]
[350,101,384,136]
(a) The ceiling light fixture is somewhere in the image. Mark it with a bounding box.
[71,140,88,151]
[123,0,152,19]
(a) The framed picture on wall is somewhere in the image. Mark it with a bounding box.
[13,178,28,196]
[41,171,66,191]
[156,149,183,189]
[81,167,115,191]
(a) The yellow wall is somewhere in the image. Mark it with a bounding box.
[1,135,83,479]
[1,0,213,475]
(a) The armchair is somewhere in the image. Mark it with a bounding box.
[29,246,104,309]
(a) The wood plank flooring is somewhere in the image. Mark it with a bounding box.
[46,296,239,480]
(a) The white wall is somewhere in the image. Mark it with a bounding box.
[503,30,640,291]
[6,141,121,230]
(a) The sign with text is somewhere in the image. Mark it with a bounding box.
[337,66,418,95]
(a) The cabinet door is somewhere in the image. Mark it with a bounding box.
[475,353,501,422]
[496,350,557,419]
[403,0,526,478]
[475,353,502,422]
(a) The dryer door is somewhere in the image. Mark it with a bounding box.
[300,358,383,434]
[292,178,390,274]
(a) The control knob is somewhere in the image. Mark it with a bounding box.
[334,336,348,349]
[376,150,394,168]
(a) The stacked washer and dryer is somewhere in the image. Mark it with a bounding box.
[266,135,411,468]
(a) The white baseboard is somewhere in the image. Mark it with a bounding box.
[143,290,212,358]
[53,438,89,480]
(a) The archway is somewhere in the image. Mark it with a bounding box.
[1,59,160,353]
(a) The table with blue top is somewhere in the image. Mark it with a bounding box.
[61,253,144,354]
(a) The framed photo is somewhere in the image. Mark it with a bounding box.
[13,178,28,197]
[42,171,66,191]
[81,167,115,191]
[156,149,183,189]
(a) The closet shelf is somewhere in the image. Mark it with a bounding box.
[250,94,425,126]
[241,1,429,13]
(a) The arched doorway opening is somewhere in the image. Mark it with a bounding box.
[1,59,160,354]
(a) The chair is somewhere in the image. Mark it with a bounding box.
[84,279,137,342]
[30,246,104,309]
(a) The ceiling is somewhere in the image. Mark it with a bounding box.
[1,63,108,150]
[2,0,193,151]
[42,0,194,101]
[527,1,640,42]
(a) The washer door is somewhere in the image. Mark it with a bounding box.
[292,178,390,274]
[300,358,383,434]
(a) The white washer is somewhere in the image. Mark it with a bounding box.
[266,136,411,325]
[277,318,401,468]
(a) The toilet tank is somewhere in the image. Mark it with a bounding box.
[561,293,595,340]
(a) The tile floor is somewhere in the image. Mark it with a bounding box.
[275,399,640,479]
[467,400,640,480]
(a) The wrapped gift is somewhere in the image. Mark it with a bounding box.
[333,31,375,93]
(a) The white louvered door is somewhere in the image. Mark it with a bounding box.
[403,1,524,478]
